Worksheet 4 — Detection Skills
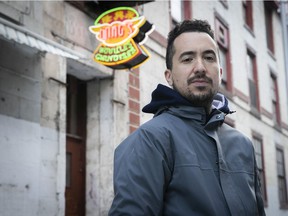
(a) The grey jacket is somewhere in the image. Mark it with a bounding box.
[109,85,265,216]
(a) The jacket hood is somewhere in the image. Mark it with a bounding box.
[142,84,231,114]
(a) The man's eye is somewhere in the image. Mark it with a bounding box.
[204,56,215,61]
[182,57,193,63]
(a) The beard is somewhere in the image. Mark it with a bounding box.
[183,87,215,107]
[172,75,218,110]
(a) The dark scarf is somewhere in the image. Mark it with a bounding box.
[142,84,231,115]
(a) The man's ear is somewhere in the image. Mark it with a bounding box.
[165,69,173,86]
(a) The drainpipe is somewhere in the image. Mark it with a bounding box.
[280,1,288,115]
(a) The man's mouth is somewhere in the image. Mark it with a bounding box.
[192,79,208,83]
[187,77,212,86]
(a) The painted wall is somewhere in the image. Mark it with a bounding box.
[0,38,66,216]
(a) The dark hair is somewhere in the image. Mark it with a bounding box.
[166,19,215,70]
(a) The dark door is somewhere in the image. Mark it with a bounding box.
[65,75,86,216]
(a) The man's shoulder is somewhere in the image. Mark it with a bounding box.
[221,123,245,134]
[220,123,252,144]
[115,113,176,157]
[140,111,178,131]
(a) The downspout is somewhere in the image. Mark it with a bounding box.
[280,1,288,115]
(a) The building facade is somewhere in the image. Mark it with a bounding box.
[0,1,287,216]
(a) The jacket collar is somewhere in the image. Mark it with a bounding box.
[142,84,192,114]
[142,84,232,129]
[162,106,225,129]
[142,84,232,115]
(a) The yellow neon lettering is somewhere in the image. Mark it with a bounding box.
[114,11,125,21]
[125,10,135,19]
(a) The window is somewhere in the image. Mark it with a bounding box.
[219,48,228,87]
[246,50,259,112]
[215,17,232,92]
[264,1,275,53]
[270,73,281,126]
[276,147,288,208]
[243,0,253,30]
[171,0,183,26]
[170,0,191,27]
[253,135,267,204]
[66,152,72,187]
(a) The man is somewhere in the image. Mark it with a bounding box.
[109,19,265,215]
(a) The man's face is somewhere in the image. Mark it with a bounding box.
[165,32,222,107]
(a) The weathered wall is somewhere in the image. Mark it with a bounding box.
[0,39,42,216]
[39,53,67,216]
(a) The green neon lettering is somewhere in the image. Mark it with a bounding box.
[95,41,140,64]
[107,55,113,62]
[97,54,104,62]
[127,45,136,58]
[113,55,119,61]
[121,52,127,59]
[116,46,121,53]
[108,48,113,55]
[120,44,125,52]
[99,47,106,54]
[99,47,108,54]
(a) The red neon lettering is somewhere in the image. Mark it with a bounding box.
[99,27,109,40]
[99,22,134,41]
[126,22,133,35]
[118,25,124,37]
[111,25,118,38]
[99,25,126,40]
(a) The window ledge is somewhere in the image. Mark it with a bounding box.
[273,123,282,132]
[267,49,276,61]
[244,24,255,37]
[250,107,261,119]
[280,203,288,210]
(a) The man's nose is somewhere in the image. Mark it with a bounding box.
[194,58,206,73]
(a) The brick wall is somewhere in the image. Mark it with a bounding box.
[128,69,140,133]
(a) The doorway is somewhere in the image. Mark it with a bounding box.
[65,75,86,216]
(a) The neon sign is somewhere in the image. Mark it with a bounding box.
[89,7,155,70]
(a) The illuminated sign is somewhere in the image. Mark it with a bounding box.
[89,7,155,70]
